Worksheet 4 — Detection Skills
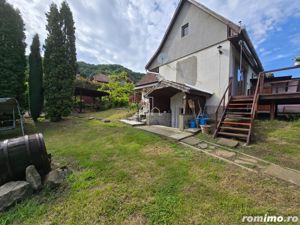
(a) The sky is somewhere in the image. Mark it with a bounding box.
[6,0,300,76]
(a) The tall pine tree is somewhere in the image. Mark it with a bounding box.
[0,0,26,104]
[29,34,43,121]
[44,2,76,122]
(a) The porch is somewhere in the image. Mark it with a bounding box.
[145,80,212,130]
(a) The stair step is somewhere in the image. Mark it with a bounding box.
[226,112,251,115]
[231,98,253,102]
[222,121,251,126]
[218,131,248,138]
[229,103,253,106]
[225,116,251,121]
[220,127,250,132]
[227,107,252,110]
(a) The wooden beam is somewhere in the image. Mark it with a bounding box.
[270,102,276,120]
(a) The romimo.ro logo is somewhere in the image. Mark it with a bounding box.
[242,215,299,223]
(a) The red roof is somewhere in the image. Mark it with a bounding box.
[93,74,109,83]
[136,73,158,86]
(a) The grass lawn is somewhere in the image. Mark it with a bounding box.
[0,109,299,225]
[197,119,300,171]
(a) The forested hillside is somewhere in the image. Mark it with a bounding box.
[77,61,144,83]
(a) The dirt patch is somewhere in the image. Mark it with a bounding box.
[123,213,147,225]
[142,144,173,156]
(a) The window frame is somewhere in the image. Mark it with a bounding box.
[181,23,189,38]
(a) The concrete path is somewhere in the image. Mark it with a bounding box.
[120,119,145,126]
[136,125,193,141]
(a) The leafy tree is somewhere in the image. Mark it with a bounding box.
[29,34,43,121]
[44,2,76,121]
[99,72,134,108]
[0,0,26,104]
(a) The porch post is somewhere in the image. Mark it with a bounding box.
[270,101,276,120]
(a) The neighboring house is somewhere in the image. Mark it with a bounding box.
[93,73,110,84]
[133,72,159,114]
[142,0,262,129]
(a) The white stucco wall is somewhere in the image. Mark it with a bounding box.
[159,40,232,114]
[148,1,228,70]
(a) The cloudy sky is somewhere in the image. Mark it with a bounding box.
[7,0,300,75]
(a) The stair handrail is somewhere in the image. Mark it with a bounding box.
[250,72,264,119]
[247,72,264,144]
[214,78,233,137]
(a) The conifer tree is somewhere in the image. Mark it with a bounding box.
[44,2,76,121]
[29,34,43,121]
[0,0,26,104]
[44,3,69,121]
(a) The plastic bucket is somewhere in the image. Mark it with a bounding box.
[189,119,197,128]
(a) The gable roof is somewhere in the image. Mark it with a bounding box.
[93,74,109,83]
[136,72,159,87]
[145,0,262,72]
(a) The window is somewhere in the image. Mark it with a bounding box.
[181,23,189,37]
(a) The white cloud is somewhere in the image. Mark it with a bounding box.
[6,0,300,72]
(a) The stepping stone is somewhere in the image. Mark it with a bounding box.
[181,137,201,146]
[238,156,258,164]
[214,150,236,158]
[234,159,257,167]
[217,138,239,148]
[209,145,216,150]
[197,142,208,149]
[264,165,300,187]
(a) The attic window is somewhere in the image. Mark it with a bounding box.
[181,23,189,37]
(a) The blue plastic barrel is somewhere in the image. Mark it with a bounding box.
[189,119,197,128]
[199,118,208,125]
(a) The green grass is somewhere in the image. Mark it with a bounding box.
[0,109,299,225]
[240,119,300,170]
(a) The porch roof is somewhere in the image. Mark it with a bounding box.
[145,80,213,98]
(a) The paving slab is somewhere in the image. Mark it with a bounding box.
[137,125,193,141]
[264,164,300,187]
[181,137,202,146]
[214,149,236,158]
[197,143,208,149]
[217,138,239,148]
[120,119,145,126]
[184,128,201,134]
[238,156,258,164]
[234,159,256,167]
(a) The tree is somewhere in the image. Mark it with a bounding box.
[99,72,134,108]
[29,34,43,121]
[44,3,69,121]
[44,2,76,121]
[0,0,26,104]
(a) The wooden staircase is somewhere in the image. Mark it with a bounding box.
[214,74,264,145]
[214,96,254,144]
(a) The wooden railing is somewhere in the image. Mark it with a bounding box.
[246,72,264,144]
[213,78,233,138]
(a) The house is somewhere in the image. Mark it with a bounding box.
[140,0,300,144]
[93,73,110,84]
[132,72,159,114]
[141,0,262,128]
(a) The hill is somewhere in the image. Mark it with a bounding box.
[77,61,144,83]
